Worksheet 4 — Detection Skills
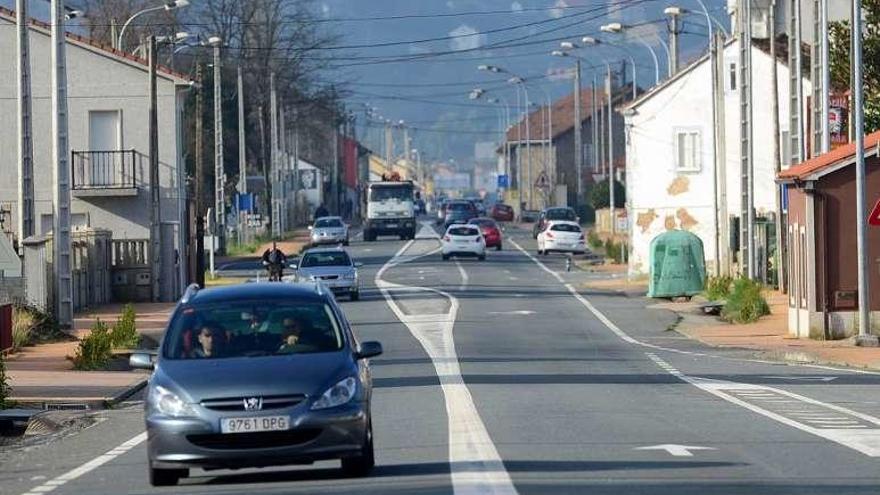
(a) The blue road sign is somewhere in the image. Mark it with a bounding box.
[497,175,509,188]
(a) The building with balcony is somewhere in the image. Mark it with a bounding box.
[0,7,192,302]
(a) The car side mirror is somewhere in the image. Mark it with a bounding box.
[129,352,155,370]
[356,341,383,360]
[289,262,298,270]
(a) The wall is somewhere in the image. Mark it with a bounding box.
[626,40,811,277]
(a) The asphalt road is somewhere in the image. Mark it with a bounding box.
[3,221,880,495]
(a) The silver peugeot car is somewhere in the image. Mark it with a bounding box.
[310,216,349,246]
[130,283,382,486]
[291,247,361,301]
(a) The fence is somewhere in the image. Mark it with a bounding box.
[111,239,151,302]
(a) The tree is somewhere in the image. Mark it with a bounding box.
[829,0,880,132]
[589,180,625,210]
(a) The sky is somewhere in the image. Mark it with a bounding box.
[318,0,731,168]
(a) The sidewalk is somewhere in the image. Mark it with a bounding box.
[654,291,880,371]
[5,303,175,409]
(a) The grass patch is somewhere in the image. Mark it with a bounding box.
[705,275,734,302]
[109,304,139,349]
[721,278,771,324]
[71,320,113,370]
[10,305,67,353]
[225,234,272,256]
[587,230,603,250]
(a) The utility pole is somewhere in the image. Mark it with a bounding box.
[592,78,599,175]
[148,36,162,302]
[739,0,755,279]
[269,73,280,237]
[195,64,205,288]
[237,66,246,243]
[852,0,876,345]
[770,1,785,290]
[17,0,35,247]
[213,42,225,248]
[384,122,393,170]
[789,0,805,164]
[713,31,729,276]
[665,7,682,76]
[812,0,831,157]
[279,105,287,232]
[50,0,72,327]
[606,65,615,237]
[403,124,410,179]
[292,107,300,225]
[573,59,583,211]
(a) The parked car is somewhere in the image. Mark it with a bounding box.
[536,220,586,255]
[291,247,361,301]
[130,283,382,486]
[442,200,478,229]
[310,216,349,246]
[532,207,579,239]
[490,203,514,222]
[441,224,486,261]
[468,217,503,250]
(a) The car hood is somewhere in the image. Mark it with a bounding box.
[157,352,354,402]
[297,266,353,278]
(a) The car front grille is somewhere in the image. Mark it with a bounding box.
[187,428,322,450]
[200,394,306,412]
[318,275,339,280]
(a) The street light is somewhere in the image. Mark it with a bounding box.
[601,22,661,83]
[117,0,190,51]
[573,38,638,99]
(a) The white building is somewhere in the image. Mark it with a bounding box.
[0,7,192,301]
[623,38,811,277]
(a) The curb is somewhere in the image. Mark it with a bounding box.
[103,378,148,409]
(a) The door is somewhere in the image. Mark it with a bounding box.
[88,111,121,186]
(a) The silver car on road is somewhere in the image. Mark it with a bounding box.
[310,216,350,246]
[130,283,382,486]
[291,247,361,301]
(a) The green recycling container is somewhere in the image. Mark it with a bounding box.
[647,230,706,298]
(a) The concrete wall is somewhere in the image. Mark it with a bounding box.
[0,15,188,300]
[626,40,812,277]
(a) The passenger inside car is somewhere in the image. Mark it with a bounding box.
[191,325,226,358]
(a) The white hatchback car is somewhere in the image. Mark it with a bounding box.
[441,224,486,261]
[537,220,586,255]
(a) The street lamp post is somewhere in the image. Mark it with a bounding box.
[601,22,661,84]
[116,0,190,51]
[552,49,585,211]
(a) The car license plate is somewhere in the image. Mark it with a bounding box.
[221,415,289,434]
[386,223,398,229]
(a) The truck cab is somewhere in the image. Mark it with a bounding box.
[364,181,416,241]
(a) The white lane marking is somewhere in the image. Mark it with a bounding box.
[20,432,146,495]
[456,260,468,292]
[509,238,880,458]
[634,444,716,457]
[488,310,536,316]
[376,233,517,495]
[763,376,838,382]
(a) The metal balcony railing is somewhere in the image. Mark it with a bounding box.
[71,150,138,190]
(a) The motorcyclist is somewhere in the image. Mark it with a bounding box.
[314,204,330,222]
[261,241,287,281]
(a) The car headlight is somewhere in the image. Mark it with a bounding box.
[150,385,197,417]
[343,270,357,280]
[311,377,358,410]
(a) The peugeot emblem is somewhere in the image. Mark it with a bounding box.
[243,397,263,411]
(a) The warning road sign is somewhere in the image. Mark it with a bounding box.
[535,171,549,189]
[870,199,880,227]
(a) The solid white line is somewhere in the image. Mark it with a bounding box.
[456,260,469,292]
[509,238,880,458]
[376,229,517,495]
[20,432,147,495]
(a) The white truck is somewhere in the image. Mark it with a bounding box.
[363,180,416,241]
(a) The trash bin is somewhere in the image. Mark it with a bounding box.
[647,230,706,299]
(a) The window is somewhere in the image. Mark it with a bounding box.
[448,226,479,236]
[781,130,792,166]
[88,110,121,151]
[314,218,343,228]
[300,252,351,267]
[550,223,581,233]
[674,129,702,172]
[727,61,737,92]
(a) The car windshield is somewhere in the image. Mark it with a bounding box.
[163,301,344,360]
[546,209,577,221]
[370,186,412,202]
[314,218,343,228]
[449,227,479,236]
[448,202,472,212]
[300,251,351,267]
[550,223,581,232]
[469,219,496,228]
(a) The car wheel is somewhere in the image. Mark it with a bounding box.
[478,254,486,261]
[342,421,375,477]
[442,254,449,261]
[149,467,187,487]
[496,244,502,251]
[350,290,360,301]
[343,239,350,246]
